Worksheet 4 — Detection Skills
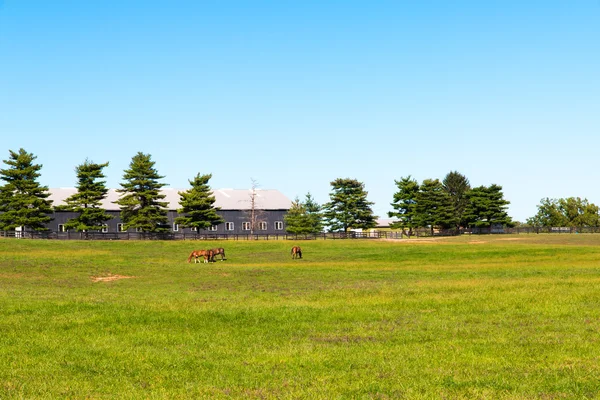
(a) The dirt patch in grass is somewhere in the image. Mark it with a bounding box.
[91,274,136,282]
[468,241,487,244]
[497,238,524,241]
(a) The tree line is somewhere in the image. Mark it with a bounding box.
[7,147,584,235]
[284,171,513,236]
[0,149,222,232]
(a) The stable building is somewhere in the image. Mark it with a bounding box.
[46,188,292,235]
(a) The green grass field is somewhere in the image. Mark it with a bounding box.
[1,235,600,399]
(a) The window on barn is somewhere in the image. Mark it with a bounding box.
[191,227,197,232]
[242,222,251,231]
[173,223,179,232]
[225,222,234,231]
[136,227,143,233]
[101,225,108,233]
[117,223,126,232]
[259,222,267,230]
[209,225,218,231]
[58,224,66,232]
[274,221,283,230]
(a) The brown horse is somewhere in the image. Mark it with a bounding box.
[209,247,226,262]
[187,249,213,264]
[291,246,302,259]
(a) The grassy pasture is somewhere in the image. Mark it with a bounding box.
[1,235,600,399]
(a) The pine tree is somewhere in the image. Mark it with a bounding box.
[414,179,457,235]
[442,171,471,230]
[463,184,512,228]
[0,148,53,231]
[323,178,377,232]
[284,197,312,234]
[175,173,224,230]
[114,152,169,232]
[389,176,420,237]
[285,193,323,235]
[61,160,112,231]
[304,192,323,234]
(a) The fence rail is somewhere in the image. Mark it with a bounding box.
[1,227,599,240]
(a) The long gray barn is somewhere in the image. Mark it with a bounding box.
[46,188,292,234]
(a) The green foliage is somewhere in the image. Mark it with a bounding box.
[528,197,600,227]
[285,193,323,234]
[175,173,224,230]
[463,184,512,228]
[414,179,457,234]
[442,170,471,228]
[388,176,419,234]
[0,148,53,231]
[61,159,113,232]
[114,152,169,232]
[323,178,377,232]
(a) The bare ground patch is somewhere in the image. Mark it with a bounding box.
[91,273,136,283]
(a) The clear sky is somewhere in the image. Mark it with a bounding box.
[1,1,598,222]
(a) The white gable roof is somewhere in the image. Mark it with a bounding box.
[48,188,292,211]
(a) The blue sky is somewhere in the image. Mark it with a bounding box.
[1,1,598,222]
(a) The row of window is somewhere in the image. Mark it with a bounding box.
[57,221,285,233]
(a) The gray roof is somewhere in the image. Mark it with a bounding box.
[375,218,398,228]
[48,188,292,211]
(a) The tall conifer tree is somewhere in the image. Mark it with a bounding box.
[175,173,224,230]
[114,152,169,232]
[389,175,420,237]
[463,184,512,228]
[0,148,53,231]
[62,160,112,231]
[323,178,377,232]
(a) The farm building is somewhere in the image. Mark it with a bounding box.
[46,188,292,234]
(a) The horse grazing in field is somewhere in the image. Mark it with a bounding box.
[187,249,213,264]
[209,247,226,262]
[291,246,302,259]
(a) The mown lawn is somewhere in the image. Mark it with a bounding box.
[1,235,600,398]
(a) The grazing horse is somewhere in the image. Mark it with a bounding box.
[209,247,226,262]
[291,246,302,259]
[187,249,213,264]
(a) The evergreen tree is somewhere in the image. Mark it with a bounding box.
[284,197,313,234]
[442,171,471,230]
[284,193,323,235]
[114,152,169,232]
[323,178,377,232]
[463,184,512,228]
[389,175,420,237]
[174,173,224,230]
[0,148,53,231]
[61,160,112,231]
[304,192,324,234]
[414,179,457,235]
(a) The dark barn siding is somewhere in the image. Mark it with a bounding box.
[48,209,288,234]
